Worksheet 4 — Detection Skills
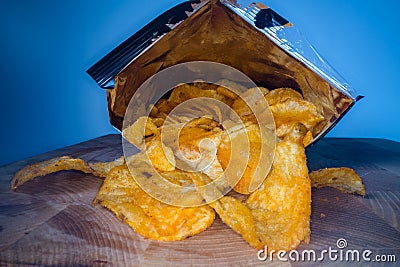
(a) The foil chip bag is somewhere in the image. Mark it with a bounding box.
[87,0,362,144]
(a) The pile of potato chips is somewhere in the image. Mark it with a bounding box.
[11,82,366,252]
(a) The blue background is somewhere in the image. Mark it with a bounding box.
[0,0,399,166]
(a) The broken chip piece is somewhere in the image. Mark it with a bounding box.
[309,167,366,196]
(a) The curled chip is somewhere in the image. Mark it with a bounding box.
[269,98,324,138]
[209,196,262,249]
[264,88,303,106]
[310,167,366,196]
[10,156,125,190]
[89,156,125,177]
[211,196,262,249]
[94,164,215,241]
[10,156,92,190]
[246,123,311,251]
[190,173,262,249]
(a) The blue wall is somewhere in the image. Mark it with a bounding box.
[0,0,399,165]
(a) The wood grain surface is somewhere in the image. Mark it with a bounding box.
[0,135,399,266]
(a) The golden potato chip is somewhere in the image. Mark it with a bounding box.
[232,142,262,194]
[151,117,165,127]
[177,130,223,177]
[211,196,263,249]
[303,130,314,147]
[155,99,173,115]
[217,123,275,194]
[89,156,125,177]
[264,88,303,106]
[154,111,168,119]
[10,156,92,190]
[189,173,262,249]
[218,138,261,194]
[145,139,176,172]
[123,116,159,148]
[231,87,270,124]
[310,167,366,196]
[94,165,215,241]
[149,104,159,117]
[231,88,260,118]
[246,123,311,251]
[216,86,238,99]
[167,84,230,108]
[158,169,196,187]
[177,122,222,153]
[216,79,248,94]
[10,155,126,190]
[269,98,324,137]
[192,81,219,90]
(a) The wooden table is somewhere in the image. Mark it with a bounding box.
[0,135,399,266]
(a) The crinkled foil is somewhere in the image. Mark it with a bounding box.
[88,0,361,144]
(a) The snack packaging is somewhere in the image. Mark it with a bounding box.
[87,0,362,145]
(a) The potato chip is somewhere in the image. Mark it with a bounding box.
[149,104,159,118]
[310,167,366,196]
[217,123,274,194]
[155,99,173,115]
[189,173,262,249]
[269,98,324,138]
[218,138,261,194]
[270,98,324,128]
[216,86,238,99]
[231,88,262,118]
[123,116,159,148]
[94,165,215,241]
[145,139,176,172]
[303,130,314,147]
[151,117,165,127]
[216,79,248,94]
[167,83,230,109]
[176,127,223,175]
[192,81,219,90]
[158,169,196,187]
[89,156,125,177]
[211,196,263,249]
[10,156,126,190]
[231,87,271,125]
[246,123,311,251]
[232,142,262,194]
[10,156,92,190]
[264,88,303,106]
